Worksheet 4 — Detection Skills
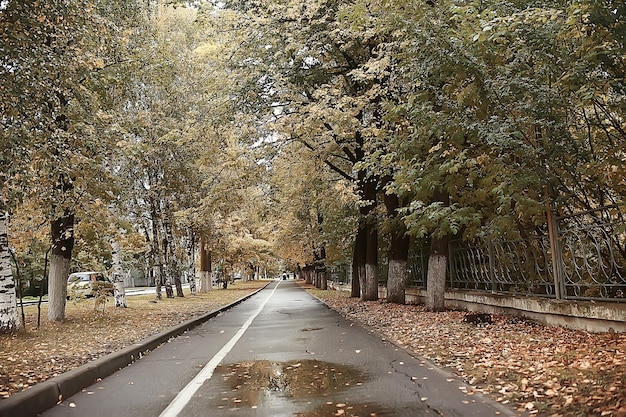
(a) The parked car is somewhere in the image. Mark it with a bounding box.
[67,271,114,298]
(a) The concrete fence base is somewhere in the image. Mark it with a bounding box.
[328,283,626,333]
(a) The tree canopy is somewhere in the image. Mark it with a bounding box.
[1,0,624,330]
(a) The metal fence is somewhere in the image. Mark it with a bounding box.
[558,208,626,300]
[447,237,556,297]
[330,206,626,302]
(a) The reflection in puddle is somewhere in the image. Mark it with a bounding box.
[294,402,389,417]
[213,359,392,416]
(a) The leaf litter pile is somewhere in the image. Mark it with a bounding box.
[0,282,266,401]
[306,287,625,417]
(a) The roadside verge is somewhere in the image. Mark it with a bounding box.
[0,282,270,417]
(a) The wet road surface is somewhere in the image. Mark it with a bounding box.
[42,280,519,417]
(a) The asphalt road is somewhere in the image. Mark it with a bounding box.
[41,280,519,417]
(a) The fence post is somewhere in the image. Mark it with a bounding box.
[546,205,564,299]
[447,242,454,289]
[488,240,496,293]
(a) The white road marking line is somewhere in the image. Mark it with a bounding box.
[158,281,280,417]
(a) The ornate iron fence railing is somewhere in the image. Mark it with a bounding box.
[447,237,556,297]
[557,209,626,300]
[327,206,626,302]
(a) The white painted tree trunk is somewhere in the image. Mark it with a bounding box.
[383,193,409,304]
[198,239,211,293]
[426,191,450,312]
[363,223,379,301]
[426,254,447,312]
[198,271,211,292]
[48,213,74,322]
[0,211,19,333]
[110,238,127,308]
[47,252,69,322]
[364,263,378,300]
[387,258,407,304]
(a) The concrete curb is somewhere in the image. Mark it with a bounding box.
[0,283,270,417]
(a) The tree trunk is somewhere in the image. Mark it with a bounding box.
[303,265,313,284]
[0,209,19,333]
[387,229,409,304]
[48,212,74,322]
[153,261,163,300]
[363,220,379,301]
[313,240,327,290]
[359,171,379,301]
[384,193,409,304]
[198,238,212,292]
[187,230,196,295]
[150,198,163,300]
[172,259,184,297]
[351,224,365,298]
[426,190,450,312]
[162,207,175,298]
[110,237,127,308]
[425,235,448,311]
[141,220,154,286]
[319,269,327,290]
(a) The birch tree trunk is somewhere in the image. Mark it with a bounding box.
[0,209,19,333]
[140,212,155,287]
[110,237,127,308]
[162,206,175,298]
[48,212,74,322]
[150,197,164,300]
[187,230,196,295]
[153,259,163,300]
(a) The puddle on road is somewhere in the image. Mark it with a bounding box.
[212,359,392,416]
[293,402,391,417]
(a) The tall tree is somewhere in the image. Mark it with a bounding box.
[197,0,398,300]
[267,140,356,288]
[378,0,626,310]
[115,4,210,298]
[110,234,128,308]
[0,205,18,332]
[1,0,145,322]
[382,192,409,304]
